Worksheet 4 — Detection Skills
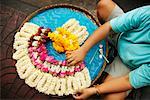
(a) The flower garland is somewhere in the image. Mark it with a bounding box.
[62,18,89,45]
[13,21,91,96]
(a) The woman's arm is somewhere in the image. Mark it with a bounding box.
[66,21,112,66]
[80,21,111,53]
[73,74,133,99]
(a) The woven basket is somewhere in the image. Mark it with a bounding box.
[18,3,108,91]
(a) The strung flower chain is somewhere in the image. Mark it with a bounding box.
[28,27,85,77]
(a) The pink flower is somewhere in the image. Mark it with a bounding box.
[40,52,47,61]
[49,69,54,75]
[44,67,49,72]
[47,67,50,71]
[32,53,38,60]
[62,60,67,66]
[41,44,46,49]
[45,56,54,62]
[59,72,66,78]
[56,69,60,74]
[28,47,34,53]
[41,67,49,72]
[33,47,37,51]
[28,47,37,53]
[31,56,36,62]
[42,50,47,54]
[37,45,47,53]
[36,63,42,69]
[37,47,42,53]
[34,62,39,66]
[79,63,85,69]
[67,71,74,76]
[74,67,81,72]
[34,59,38,63]
[32,59,41,66]
[51,59,59,65]
[53,72,57,76]
[29,52,33,58]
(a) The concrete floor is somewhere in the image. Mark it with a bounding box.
[1,0,150,99]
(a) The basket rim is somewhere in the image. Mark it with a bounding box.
[19,3,100,30]
[18,3,108,86]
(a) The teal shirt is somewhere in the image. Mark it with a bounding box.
[110,6,150,88]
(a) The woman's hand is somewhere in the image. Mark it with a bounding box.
[73,87,97,100]
[66,22,111,66]
[66,47,86,66]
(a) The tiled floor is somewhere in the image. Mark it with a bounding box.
[1,0,150,99]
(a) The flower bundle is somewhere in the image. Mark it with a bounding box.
[48,27,80,52]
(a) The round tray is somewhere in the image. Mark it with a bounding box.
[19,4,108,85]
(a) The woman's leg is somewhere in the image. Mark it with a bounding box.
[97,0,124,23]
[103,75,127,100]
[102,56,131,100]
[97,0,116,23]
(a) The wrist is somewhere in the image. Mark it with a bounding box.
[81,45,88,54]
[90,87,98,95]
[93,85,102,95]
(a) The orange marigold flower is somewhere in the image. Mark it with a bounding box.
[48,27,79,53]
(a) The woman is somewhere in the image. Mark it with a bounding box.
[66,0,150,99]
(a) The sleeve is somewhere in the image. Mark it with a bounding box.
[129,64,150,89]
[110,7,143,33]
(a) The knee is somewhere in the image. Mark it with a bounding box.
[97,0,111,10]
[96,0,115,21]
